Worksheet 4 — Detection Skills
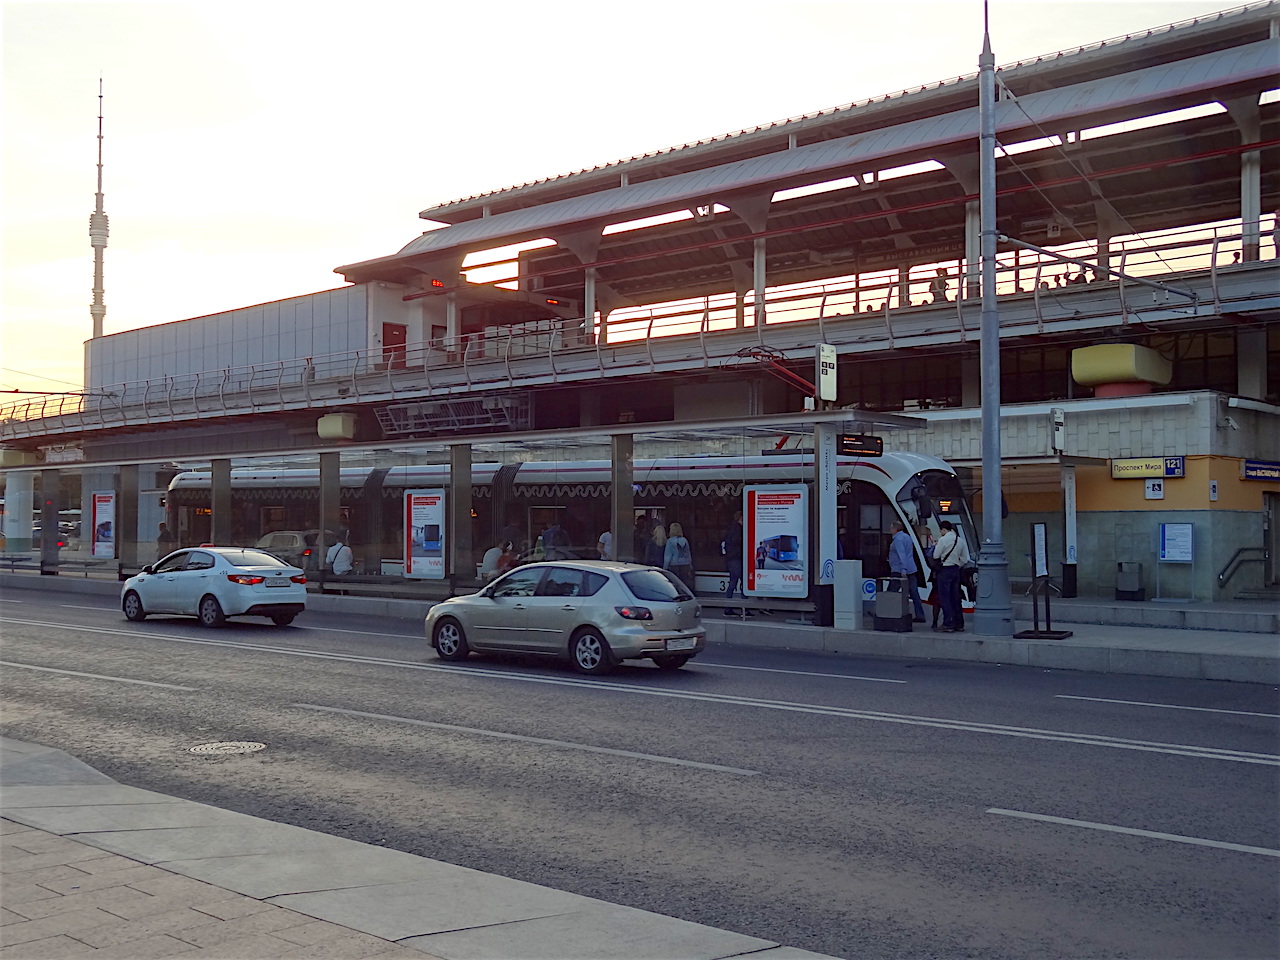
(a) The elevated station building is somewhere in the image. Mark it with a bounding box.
[2,2,1278,605]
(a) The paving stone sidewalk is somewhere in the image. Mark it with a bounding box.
[0,819,436,960]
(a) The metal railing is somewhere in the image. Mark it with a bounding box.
[1217,546,1268,588]
[1,221,1275,443]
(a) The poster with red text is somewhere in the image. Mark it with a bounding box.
[404,489,446,579]
[744,485,807,597]
[91,491,116,559]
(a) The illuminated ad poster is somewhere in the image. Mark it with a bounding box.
[404,489,446,579]
[91,491,116,558]
[744,484,808,598]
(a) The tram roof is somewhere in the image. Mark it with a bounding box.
[337,3,1279,295]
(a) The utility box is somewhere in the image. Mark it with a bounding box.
[874,576,913,632]
[833,560,863,630]
[1116,561,1145,601]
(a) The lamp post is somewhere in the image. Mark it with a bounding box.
[973,11,1014,636]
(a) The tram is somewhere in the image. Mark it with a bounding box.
[166,450,975,581]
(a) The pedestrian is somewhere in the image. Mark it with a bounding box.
[888,521,926,622]
[479,539,508,581]
[722,510,744,600]
[633,514,651,561]
[499,513,525,555]
[932,520,970,632]
[495,541,519,575]
[916,524,943,630]
[644,523,667,568]
[929,268,950,304]
[326,533,354,576]
[156,522,177,561]
[663,522,694,593]
[596,529,613,560]
[542,519,570,560]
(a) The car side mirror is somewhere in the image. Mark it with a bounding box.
[141,565,154,574]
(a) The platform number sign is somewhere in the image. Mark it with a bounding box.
[816,344,837,402]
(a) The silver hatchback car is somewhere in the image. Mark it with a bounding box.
[425,560,705,673]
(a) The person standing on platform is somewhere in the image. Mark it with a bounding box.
[933,520,970,632]
[596,529,613,560]
[156,522,177,560]
[888,521,926,622]
[663,522,694,593]
[722,511,744,600]
[645,524,667,568]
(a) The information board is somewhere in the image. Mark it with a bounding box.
[744,485,808,598]
[1159,523,1194,563]
[404,489,446,579]
[91,491,115,559]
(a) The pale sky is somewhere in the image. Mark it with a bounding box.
[1,0,1237,398]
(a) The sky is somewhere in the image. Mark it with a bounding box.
[1,0,1240,399]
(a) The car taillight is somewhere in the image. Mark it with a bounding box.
[615,605,652,621]
[290,575,307,584]
[227,574,265,585]
[302,548,312,557]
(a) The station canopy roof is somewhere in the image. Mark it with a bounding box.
[336,4,1279,313]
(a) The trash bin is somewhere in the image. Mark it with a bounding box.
[1115,561,1145,601]
[874,576,913,632]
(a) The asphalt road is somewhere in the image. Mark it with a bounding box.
[2,586,1277,960]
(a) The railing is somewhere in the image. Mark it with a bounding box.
[1217,546,1268,588]
[0,220,1275,442]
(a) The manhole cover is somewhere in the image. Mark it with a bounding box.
[189,741,266,756]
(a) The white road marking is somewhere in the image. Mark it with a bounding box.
[298,626,424,640]
[4,615,1278,766]
[0,659,197,691]
[987,808,1280,858]
[699,663,906,683]
[294,703,760,776]
[1055,695,1279,719]
[58,604,108,611]
[0,599,24,602]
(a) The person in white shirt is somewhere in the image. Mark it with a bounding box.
[326,536,354,576]
[932,520,970,632]
[597,530,613,560]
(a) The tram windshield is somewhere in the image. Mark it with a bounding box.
[895,470,978,552]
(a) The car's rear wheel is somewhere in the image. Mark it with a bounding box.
[570,628,615,675]
[198,594,226,628]
[653,654,691,671]
[122,591,146,622]
[271,613,296,627]
[433,618,470,661]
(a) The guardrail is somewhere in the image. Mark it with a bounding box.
[1217,546,1268,588]
[0,221,1275,443]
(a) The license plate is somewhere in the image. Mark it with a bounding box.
[667,636,696,651]
[266,580,290,588]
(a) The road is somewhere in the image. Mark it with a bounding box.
[1,586,1277,960]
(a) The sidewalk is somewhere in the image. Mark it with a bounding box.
[0,740,837,960]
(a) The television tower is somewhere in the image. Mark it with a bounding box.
[89,78,109,339]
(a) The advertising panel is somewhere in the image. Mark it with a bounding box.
[404,489,446,579]
[744,484,808,598]
[1243,459,1280,481]
[91,491,115,559]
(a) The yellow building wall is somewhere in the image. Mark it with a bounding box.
[1076,457,1279,512]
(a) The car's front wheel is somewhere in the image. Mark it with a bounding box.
[570,628,615,675]
[122,591,146,622]
[433,618,470,661]
[653,654,691,671]
[198,594,226,628]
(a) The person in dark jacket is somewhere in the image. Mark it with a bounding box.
[722,511,744,599]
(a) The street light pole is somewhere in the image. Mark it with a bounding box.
[974,9,1013,636]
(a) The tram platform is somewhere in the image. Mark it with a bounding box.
[2,569,1275,684]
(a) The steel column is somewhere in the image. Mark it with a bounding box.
[449,444,473,580]
[610,434,634,562]
[210,459,233,546]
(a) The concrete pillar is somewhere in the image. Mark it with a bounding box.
[734,288,746,329]
[897,267,911,309]
[1226,98,1262,262]
[318,452,341,577]
[118,464,139,574]
[964,200,981,298]
[2,471,35,553]
[449,444,473,580]
[1238,328,1268,400]
[211,459,232,546]
[1060,463,1077,597]
[753,238,767,328]
[582,266,597,346]
[961,355,981,407]
[39,469,60,574]
[610,434,634,562]
[445,292,460,351]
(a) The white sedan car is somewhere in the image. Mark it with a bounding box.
[122,546,307,627]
